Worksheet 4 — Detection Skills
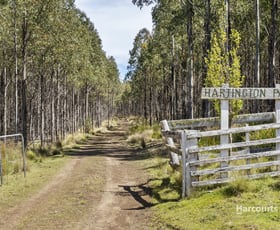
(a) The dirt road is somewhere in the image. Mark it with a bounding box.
[1,123,152,230]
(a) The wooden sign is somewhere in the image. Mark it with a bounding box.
[201,87,280,100]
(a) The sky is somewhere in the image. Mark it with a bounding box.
[75,0,153,79]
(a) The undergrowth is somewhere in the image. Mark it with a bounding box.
[0,131,90,187]
[127,118,162,148]
[0,142,23,177]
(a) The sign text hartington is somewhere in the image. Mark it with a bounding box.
[201,88,280,100]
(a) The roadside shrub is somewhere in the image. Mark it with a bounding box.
[26,150,37,160]
[38,147,48,156]
[222,178,254,197]
[52,149,61,156]
[127,130,153,148]
[140,138,146,149]
[63,132,87,147]
[223,180,247,196]
[12,162,20,174]
[127,133,142,144]
[270,181,280,191]
[152,124,162,139]
[55,141,63,150]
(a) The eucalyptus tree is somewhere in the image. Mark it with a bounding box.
[106,56,120,127]
[127,0,280,120]
[268,0,277,88]
[255,0,260,88]
[126,28,151,122]
[0,0,121,147]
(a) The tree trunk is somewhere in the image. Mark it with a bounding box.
[4,66,8,136]
[50,73,55,142]
[254,0,260,113]
[21,10,28,148]
[144,74,148,124]
[268,0,277,88]
[186,0,194,119]
[149,71,153,126]
[63,75,67,138]
[85,82,89,131]
[171,35,176,120]
[72,87,75,133]
[40,74,45,147]
[13,0,19,134]
[255,0,260,87]
[107,85,110,128]
[202,0,211,117]
[97,92,101,128]
[56,71,60,141]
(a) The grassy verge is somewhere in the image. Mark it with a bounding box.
[140,141,280,230]
[0,156,69,209]
[0,132,88,209]
[17,155,106,230]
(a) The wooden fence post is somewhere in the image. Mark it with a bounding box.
[245,123,251,175]
[182,130,198,198]
[181,131,187,197]
[275,84,280,170]
[187,132,198,197]
[161,120,180,166]
[220,84,229,179]
[0,143,2,185]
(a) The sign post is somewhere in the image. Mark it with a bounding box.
[220,84,229,178]
[275,85,280,170]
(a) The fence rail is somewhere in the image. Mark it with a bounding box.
[161,112,280,197]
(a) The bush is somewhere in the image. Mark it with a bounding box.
[55,141,62,150]
[26,150,37,160]
[222,178,256,197]
[152,124,162,139]
[38,147,48,156]
[127,130,153,148]
[52,149,61,156]
[12,162,20,174]
[127,120,165,149]
[140,138,146,149]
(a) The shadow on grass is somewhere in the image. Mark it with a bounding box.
[269,180,280,191]
[117,178,180,210]
[150,177,181,203]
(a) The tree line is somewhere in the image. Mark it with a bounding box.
[119,0,279,125]
[0,0,120,147]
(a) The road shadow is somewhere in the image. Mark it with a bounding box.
[64,127,179,206]
[118,182,154,210]
[64,130,158,162]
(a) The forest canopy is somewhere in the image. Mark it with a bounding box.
[0,0,120,146]
[120,0,279,125]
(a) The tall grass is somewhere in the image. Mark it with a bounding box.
[0,141,24,178]
[127,120,162,148]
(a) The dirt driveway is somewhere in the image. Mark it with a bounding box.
[1,123,153,230]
